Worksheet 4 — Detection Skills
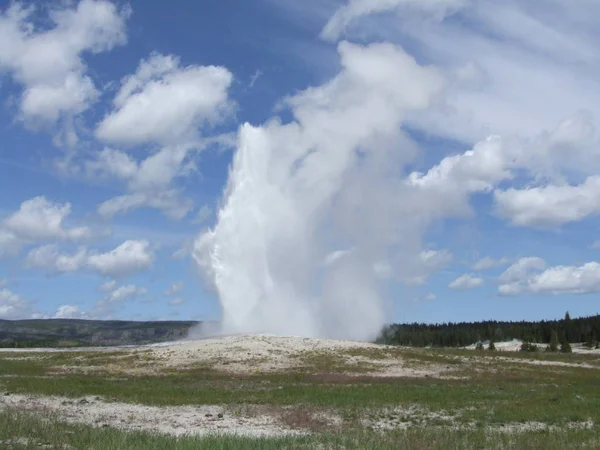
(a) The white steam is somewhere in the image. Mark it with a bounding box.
[192,42,445,341]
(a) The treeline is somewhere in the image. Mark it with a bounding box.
[378,312,600,348]
[0,339,83,349]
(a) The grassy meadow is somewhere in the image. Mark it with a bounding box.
[0,345,598,449]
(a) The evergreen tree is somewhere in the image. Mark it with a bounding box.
[488,340,496,351]
[559,330,572,353]
[380,313,600,348]
[548,330,559,352]
[475,342,484,351]
[560,340,572,353]
[584,333,596,349]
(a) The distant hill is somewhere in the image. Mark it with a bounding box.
[0,319,199,348]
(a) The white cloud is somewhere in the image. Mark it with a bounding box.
[405,112,600,227]
[85,148,139,181]
[0,288,34,319]
[0,0,129,136]
[2,196,90,242]
[99,280,117,292]
[53,304,88,319]
[472,257,511,271]
[0,229,22,258]
[407,136,512,217]
[494,176,600,228]
[498,256,547,295]
[25,245,88,274]
[99,284,147,306]
[317,0,600,146]
[96,53,234,146]
[499,257,546,284]
[86,53,238,219]
[168,297,186,306]
[322,0,466,41]
[401,249,453,285]
[449,273,484,290]
[0,197,91,259]
[84,52,237,218]
[165,282,184,296]
[97,189,193,220]
[499,260,600,296]
[88,143,217,220]
[87,240,155,277]
[25,240,155,278]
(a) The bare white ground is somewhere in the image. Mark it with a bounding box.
[0,394,305,437]
[145,334,447,377]
[1,394,594,438]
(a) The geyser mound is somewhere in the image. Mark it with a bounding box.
[193,42,445,341]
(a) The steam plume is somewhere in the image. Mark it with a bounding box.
[193,42,445,341]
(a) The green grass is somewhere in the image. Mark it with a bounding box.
[0,347,599,448]
[0,411,598,450]
[0,355,599,425]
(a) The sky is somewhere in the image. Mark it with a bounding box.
[1,0,600,325]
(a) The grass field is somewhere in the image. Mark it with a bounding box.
[0,340,598,449]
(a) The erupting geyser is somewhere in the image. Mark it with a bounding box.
[193,42,445,341]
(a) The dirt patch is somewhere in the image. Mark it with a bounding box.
[279,407,341,433]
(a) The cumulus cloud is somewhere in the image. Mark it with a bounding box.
[0,288,34,319]
[499,259,600,296]
[96,53,234,146]
[0,197,91,258]
[498,257,546,295]
[25,240,155,278]
[494,176,600,228]
[87,139,233,219]
[407,136,511,217]
[404,111,600,227]
[449,273,484,290]
[3,197,90,242]
[86,240,155,277]
[0,0,129,141]
[53,304,88,319]
[499,257,546,283]
[86,51,236,220]
[25,245,88,274]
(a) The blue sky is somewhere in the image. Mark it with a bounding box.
[1,0,600,328]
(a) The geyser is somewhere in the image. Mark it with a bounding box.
[193,42,445,341]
